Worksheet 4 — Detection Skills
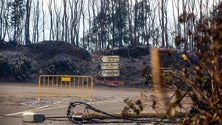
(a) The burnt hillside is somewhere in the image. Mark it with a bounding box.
[0,41,221,87]
[0,41,91,82]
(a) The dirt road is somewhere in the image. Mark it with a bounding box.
[0,83,191,125]
[0,83,151,125]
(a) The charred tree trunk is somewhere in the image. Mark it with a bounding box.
[25,0,31,45]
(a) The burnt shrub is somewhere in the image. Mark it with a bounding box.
[12,58,31,80]
[0,53,31,81]
[0,60,11,77]
[46,59,77,75]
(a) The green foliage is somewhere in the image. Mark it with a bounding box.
[91,0,129,48]
[86,0,153,49]
[134,0,150,28]
[7,0,25,43]
[7,0,25,26]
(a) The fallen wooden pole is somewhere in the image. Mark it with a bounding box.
[75,112,186,120]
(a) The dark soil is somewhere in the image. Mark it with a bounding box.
[0,41,91,82]
[0,41,221,88]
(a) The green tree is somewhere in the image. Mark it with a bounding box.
[91,0,111,50]
[112,0,128,47]
[7,0,25,44]
[87,0,128,50]
[133,0,151,46]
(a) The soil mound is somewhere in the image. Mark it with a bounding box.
[0,41,91,82]
[1,43,220,88]
[26,41,91,61]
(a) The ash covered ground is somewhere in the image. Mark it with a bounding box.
[1,41,220,88]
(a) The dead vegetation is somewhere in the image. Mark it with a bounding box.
[123,3,222,125]
[0,41,92,82]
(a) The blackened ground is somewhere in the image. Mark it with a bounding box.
[1,42,220,88]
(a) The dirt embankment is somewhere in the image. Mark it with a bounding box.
[2,41,220,88]
[0,41,91,83]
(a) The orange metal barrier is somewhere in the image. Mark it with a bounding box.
[38,75,93,104]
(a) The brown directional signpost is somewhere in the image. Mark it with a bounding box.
[98,70,120,77]
[101,63,122,70]
[99,55,120,63]
[98,55,122,77]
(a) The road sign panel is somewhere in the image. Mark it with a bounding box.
[101,63,122,70]
[61,77,71,82]
[98,70,120,77]
[99,56,119,63]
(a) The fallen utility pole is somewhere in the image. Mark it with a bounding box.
[22,101,186,123]
[73,112,186,120]
[67,101,186,123]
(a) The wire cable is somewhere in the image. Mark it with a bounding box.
[66,101,175,123]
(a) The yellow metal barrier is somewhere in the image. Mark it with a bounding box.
[38,75,94,104]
